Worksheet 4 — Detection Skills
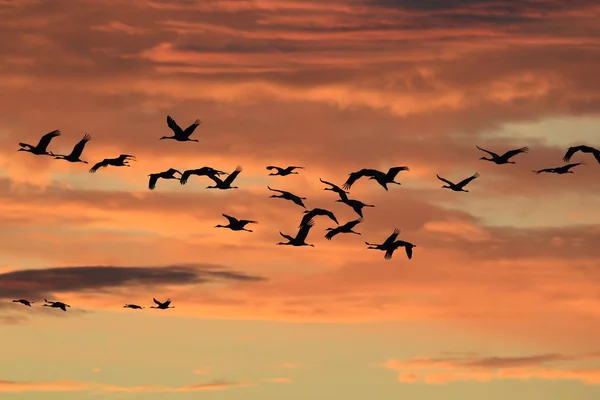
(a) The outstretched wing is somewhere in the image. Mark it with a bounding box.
[296,219,315,241]
[564,163,583,170]
[153,298,161,305]
[386,166,410,179]
[68,133,91,158]
[222,214,239,224]
[394,240,414,259]
[223,166,243,186]
[148,174,160,190]
[180,170,193,185]
[383,228,401,247]
[89,159,108,173]
[475,145,498,158]
[36,130,61,151]
[167,115,184,136]
[324,210,339,225]
[436,174,454,186]
[342,169,373,190]
[288,166,305,171]
[533,168,553,174]
[266,166,282,172]
[324,227,340,240]
[163,299,172,307]
[183,119,201,138]
[563,146,584,162]
[343,218,363,230]
[501,146,529,160]
[239,219,258,225]
[267,186,284,194]
[457,172,480,187]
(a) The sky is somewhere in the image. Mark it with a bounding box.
[1,0,600,398]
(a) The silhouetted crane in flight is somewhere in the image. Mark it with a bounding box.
[123,304,144,309]
[148,168,182,190]
[215,214,257,232]
[335,192,374,218]
[53,133,91,164]
[437,172,480,192]
[278,219,316,247]
[18,130,60,156]
[325,218,363,240]
[161,115,201,142]
[206,166,243,189]
[299,208,338,227]
[476,145,529,164]
[266,166,305,176]
[180,167,228,185]
[43,299,70,312]
[365,229,416,260]
[150,298,174,309]
[342,166,409,190]
[89,154,136,173]
[533,163,583,174]
[319,178,349,197]
[563,145,600,163]
[12,299,34,307]
[268,186,307,208]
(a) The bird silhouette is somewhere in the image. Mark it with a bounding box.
[89,154,136,173]
[278,219,316,247]
[335,192,374,218]
[180,167,228,185]
[266,166,305,176]
[12,299,34,307]
[533,163,583,174]
[53,133,91,164]
[325,218,363,240]
[215,214,257,232]
[365,229,415,260]
[436,172,480,192]
[267,186,307,208]
[563,145,600,163]
[161,115,201,142]
[123,304,144,309]
[319,178,350,197]
[148,168,182,190]
[205,166,243,189]
[43,299,70,311]
[18,130,60,156]
[150,298,174,309]
[299,208,338,227]
[342,167,409,190]
[476,145,529,164]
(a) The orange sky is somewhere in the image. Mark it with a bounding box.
[1,0,600,399]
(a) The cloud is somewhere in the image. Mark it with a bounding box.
[193,366,213,375]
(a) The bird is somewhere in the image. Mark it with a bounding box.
[180,167,228,185]
[299,208,339,227]
[89,154,136,173]
[43,299,70,312]
[148,168,182,190]
[205,166,243,189]
[324,218,363,240]
[267,186,307,208]
[563,145,600,163]
[53,133,91,164]
[365,229,416,260]
[335,193,374,218]
[476,145,529,164]
[342,167,409,190]
[161,115,201,142]
[123,304,144,309]
[150,298,174,309]
[319,178,350,197]
[215,214,257,232]
[533,163,583,174]
[12,299,34,307]
[436,172,480,192]
[266,166,305,176]
[17,130,60,156]
[278,219,316,247]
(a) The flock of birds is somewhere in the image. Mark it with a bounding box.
[12,115,600,312]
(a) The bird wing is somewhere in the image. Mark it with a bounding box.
[288,166,305,171]
[36,130,61,150]
[319,178,335,188]
[69,133,91,158]
[223,166,242,186]
[383,248,395,260]
[295,219,314,241]
[167,115,184,136]
[205,173,224,185]
[163,300,171,307]
[239,219,258,225]
[222,214,238,224]
[405,245,413,259]
[267,186,284,194]
[89,159,108,173]
[180,170,193,185]
[594,150,600,164]
[501,146,529,160]
[324,210,339,224]
[457,172,480,187]
[153,298,161,305]
[279,231,293,241]
[148,174,160,190]
[266,166,281,172]
[386,166,410,178]
[533,168,552,174]
[475,145,499,158]
[324,228,339,240]
[183,119,201,138]
[383,228,401,247]
[565,163,582,170]
[344,218,363,229]
[436,174,454,186]
[342,169,372,190]
[299,212,313,227]
[562,146,584,162]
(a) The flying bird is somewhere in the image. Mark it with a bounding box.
[43,299,70,312]
[215,214,257,232]
[53,133,91,164]
[266,166,305,176]
[319,178,350,197]
[205,166,243,189]
[12,299,34,307]
[365,229,416,260]
[123,304,144,310]
[476,145,529,164]
[161,115,201,142]
[89,154,136,173]
[267,186,307,208]
[324,218,363,240]
[148,168,182,190]
[150,298,174,309]
[335,193,374,218]
[180,167,228,185]
[342,166,409,191]
[17,130,60,156]
[563,145,600,163]
[299,208,338,227]
[533,163,583,174]
[278,219,316,247]
[436,172,480,192]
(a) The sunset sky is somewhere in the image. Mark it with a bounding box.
[2,0,600,399]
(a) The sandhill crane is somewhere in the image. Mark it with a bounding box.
[319,178,349,198]
[206,166,243,189]
[335,192,374,218]
[150,298,174,309]
[161,115,201,142]
[266,166,305,176]
[43,299,70,312]
[299,208,338,227]
[563,145,600,163]
[342,166,409,190]
[436,172,480,192]
[278,219,316,247]
[325,218,363,240]
[53,133,91,164]
[533,163,583,174]
[267,186,307,208]
[12,299,34,307]
[123,304,144,309]
[148,168,182,190]
[215,214,257,232]
[180,167,228,185]
[89,154,136,173]
[365,229,416,260]
[476,146,529,164]
[17,130,60,156]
